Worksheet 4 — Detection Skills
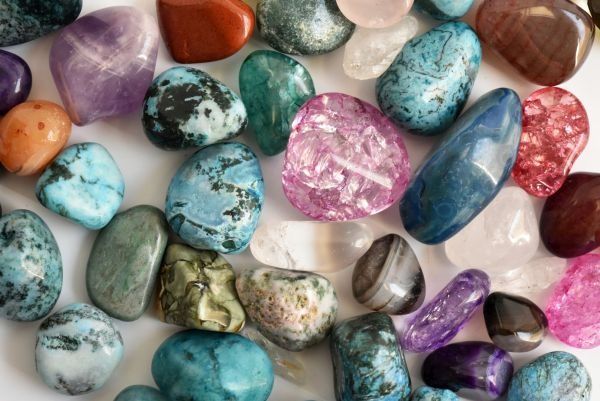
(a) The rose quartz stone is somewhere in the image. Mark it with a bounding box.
[512,87,589,198]
[336,0,414,28]
[546,254,600,349]
[282,92,411,221]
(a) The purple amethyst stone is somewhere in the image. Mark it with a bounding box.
[0,50,31,115]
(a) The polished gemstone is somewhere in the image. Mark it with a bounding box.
[376,21,481,136]
[282,93,411,221]
[0,50,31,115]
[414,0,474,20]
[115,386,168,401]
[591,0,600,28]
[476,0,595,86]
[50,6,159,126]
[335,0,413,28]
[411,386,458,401]
[490,257,567,294]
[400,88,522,245]
[352,234,425,315]
[239,50,315,155]
[512,87,589,197]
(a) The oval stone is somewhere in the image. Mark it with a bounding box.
[400,88,522,245]
[0,210,62,321]
[152,330,274,401]
[0,50,31,115]
[165,142,264,254]
[413,0,474,20]
[143,67,247,150]
[411,386,458,401]
[335,0,413,28]
[115,386,168,401]
[376,21,481,136]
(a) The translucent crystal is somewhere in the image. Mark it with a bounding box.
[491,257,568,294]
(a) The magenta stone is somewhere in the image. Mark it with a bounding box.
[49,6,159,126]
[282,93,411,221]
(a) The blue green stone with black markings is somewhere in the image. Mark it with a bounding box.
[411,386,458,401]
[114,385,168,401]
[413,0,474,21]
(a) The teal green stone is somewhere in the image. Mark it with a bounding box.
[411,386,458,401]
[114,385,168,401]
[239,50,315,156]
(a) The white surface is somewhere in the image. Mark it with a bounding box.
[0,0,599,400]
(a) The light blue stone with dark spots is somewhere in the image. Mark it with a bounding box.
[0,210,62,321]
[376,21,481,136]
[165,142,264,254]
[115,385,168,401]
[152,330,274,401]
[507,352,591,401]
[400,88,522,245]
[35,142,125,230]
[411,386,458,401]
[413,0,475,21]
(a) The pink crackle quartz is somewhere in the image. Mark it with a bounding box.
[282,92,411,221]
[512,87,589,197]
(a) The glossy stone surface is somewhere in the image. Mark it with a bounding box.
[0,210,62,321]
[157,0,254,63]
[335,0,413,28]
[239,50,315,155]
[507,352,591,401]
[282,93,411,221]
[411,386,458,401]
[422,341,514,400]
[0,50,31,115]
[490,257,567,294]
[401,269,490,353]
[115,386,168,401]
[36,143,125,230]
[353,234,425,315]
[376,21,481,136]
[236,266,338,351]
[414,0,474,20]
[256,0,355,55]
[152,330,274,401]
[50,6,159,126]
[143,67,247,150]
[0,100,71,176]
[35,303,124,395]
[331,313,411,401]
[165,142,264,254]
[157,244,245,332]
[512,87,589,197]
[476,0,595,86]
[250,221,373,273]
[400,88,522,245]
[591,0,600,28]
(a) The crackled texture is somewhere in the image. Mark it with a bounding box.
[490,257,567,294]
[0,50,31,114]
[115,386,169,401]
[411,386,458,401]
[335,0,413,28]
[414,0,474,20]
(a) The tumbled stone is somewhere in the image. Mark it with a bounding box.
[115,386,168,401]
[476,0,595,86]
[35,303,123,395]
[157,244,245,333]
[376,21,481,136]
[143,67,247,150]
[490,257,567,294]
[512,87,589,197]
[152,330,274,401]
[336,0,413,28]
[236,266,338,351]
[414,0,474,20]
[239,50,315,155]
[0,210,62,321]
[50,6,159,126]
[256,0,355,55]
[165,142,264,253]
[411,386,458,401]
[331,313,411,401]
[36,143,125,230]
[352,234,425,315]
[591,0,600,28]
[0,50,31,115]
[282,93,411,221]
[400,88,522,244]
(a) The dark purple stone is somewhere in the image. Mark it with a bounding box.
[0,50,31,115]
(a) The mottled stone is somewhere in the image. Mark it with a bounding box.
[0,50,31,115]
[414,0,474,20]
[490,257,567,294]
[411,386,458,401]
[335,0,413,28]
[115,386,168,401]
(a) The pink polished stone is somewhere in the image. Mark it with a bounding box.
[282,93,411,221]
[336,0,414,28]
[512,87,589,197]
[546,254,600,349]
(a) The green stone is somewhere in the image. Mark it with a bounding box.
[239,50,315,156]
[86,205,168,321]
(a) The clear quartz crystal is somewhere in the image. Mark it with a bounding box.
[491,257,568,294]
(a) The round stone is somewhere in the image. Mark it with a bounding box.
[115,385,168,401]
[335,0,413,28]
[0,50,32,115]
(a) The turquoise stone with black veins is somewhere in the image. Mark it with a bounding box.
[35,303,124,395]
[152,330,274,401]
[411,386,458,401]
[115,385,169,401]
[0,209,62,321]
[0,0,82,47]
[142,67,247,150]
[413,0,475,21]
[165,142,264,254]
[331,312,411,401]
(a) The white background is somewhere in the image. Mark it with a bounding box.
[1,0,599,400]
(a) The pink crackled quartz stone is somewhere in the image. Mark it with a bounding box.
[512,87,589,197]
[546,254,600,349]
[282,93,411,221]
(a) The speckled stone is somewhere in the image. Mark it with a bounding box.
[413,0,474,20]
[411,386,458,401]
[0,210,62,321]
[114,386,168,401]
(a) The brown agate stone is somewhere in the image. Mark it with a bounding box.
[476,0,595,86]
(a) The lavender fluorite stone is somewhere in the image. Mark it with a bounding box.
[400,269,490,353]
[49,6,159,126]
[0,50,31,115]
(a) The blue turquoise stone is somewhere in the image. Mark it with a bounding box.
[152,330,274,401]
[376,21,481,136]
[0,210,62,321]
[507,352,591,401]
[331,312,411,401]
[411,386,458,401]
[165,142,264,254]
[115,385,168,401]
[400,88,522,244]
[35,142,125,230]
[413,0,475,21]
